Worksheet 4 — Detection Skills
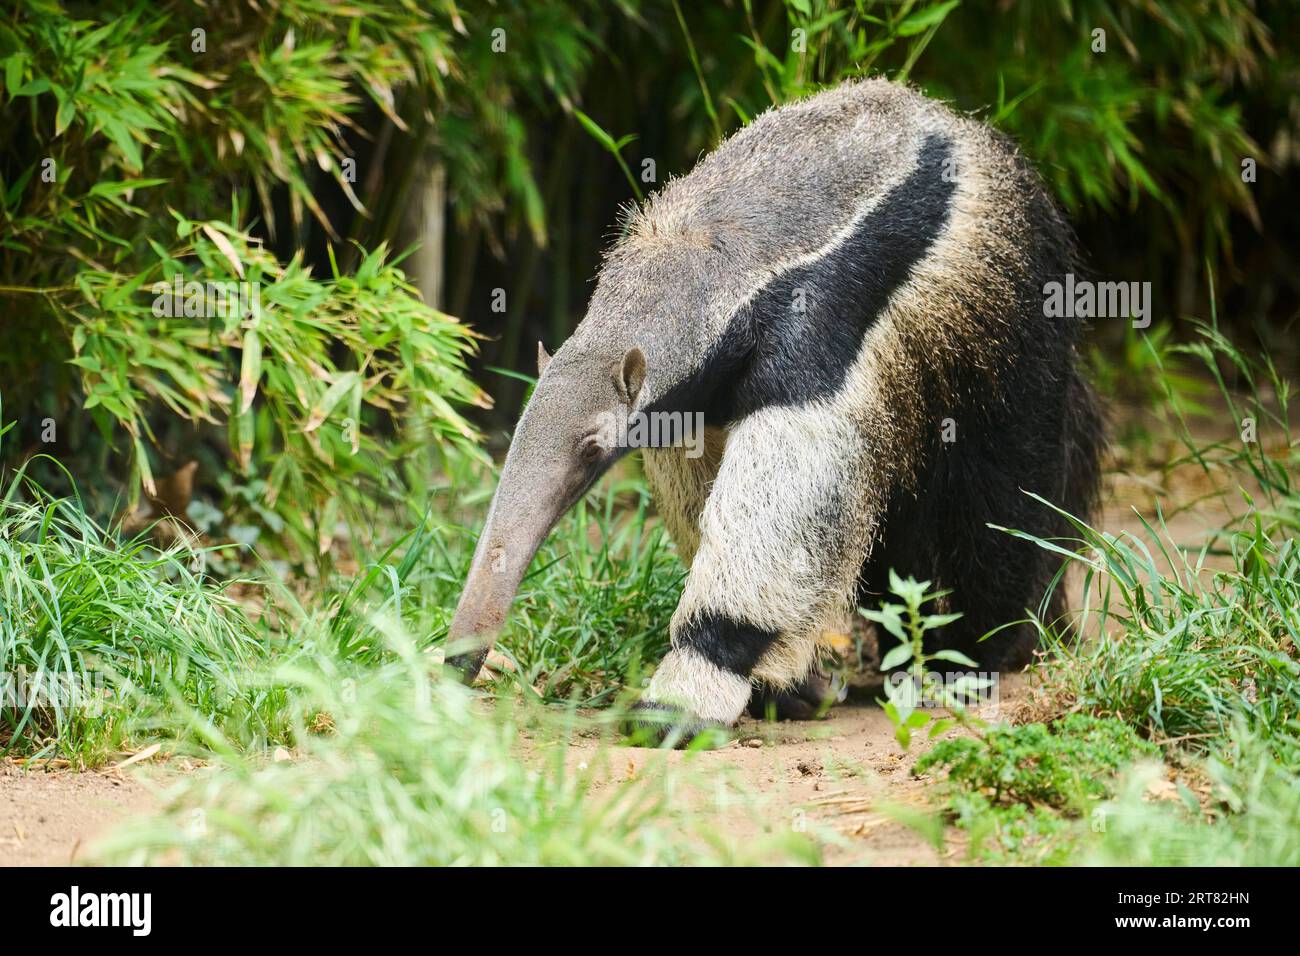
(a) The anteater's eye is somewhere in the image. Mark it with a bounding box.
[580,436,603,464]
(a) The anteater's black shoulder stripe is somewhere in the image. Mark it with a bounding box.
[649,134,956,422]
[733,133,955,414]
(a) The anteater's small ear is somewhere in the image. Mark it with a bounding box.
[537,341,552,376]
[616,346,646,406]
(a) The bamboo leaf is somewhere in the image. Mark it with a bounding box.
[201,223,245,279]
[896,1,960,37]
[239,328,262,413]
[303,372,359,433]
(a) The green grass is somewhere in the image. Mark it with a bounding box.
[0,460,802,866]
[1089,724,1300,866]
[1020,502,1300,754]
[327,454,682,707]
[0,452,683,767]
[1015,318,1299,764]
[92,622,817,866]
[0,467,290,765]
[951,315,1300,865]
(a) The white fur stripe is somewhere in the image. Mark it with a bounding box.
[644,646,752,726]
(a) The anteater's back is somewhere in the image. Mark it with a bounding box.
[618,80,1101,672]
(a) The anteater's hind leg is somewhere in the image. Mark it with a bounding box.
[858,365,1102,675]
[859,481,1061,674]
[628,408,877,744]
[930,365,1103,671]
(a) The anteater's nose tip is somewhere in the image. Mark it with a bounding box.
[444,647,489,686]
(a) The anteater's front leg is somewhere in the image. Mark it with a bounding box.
[627,407,876,745]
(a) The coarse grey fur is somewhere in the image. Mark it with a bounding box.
[446,78,1103,743]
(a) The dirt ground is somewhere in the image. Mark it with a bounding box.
[0,691,1006,868]
[561,673,1029,865]
[0,762,157,866]
[0,403,1260,867]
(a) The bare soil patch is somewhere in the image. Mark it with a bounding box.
[564,676,1027,865]
[0,763,158,866]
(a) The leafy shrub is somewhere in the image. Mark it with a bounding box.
[0,1,493,557]
[915,714,1159,809]
[913,714,1158,863]
[945,790,1077,865]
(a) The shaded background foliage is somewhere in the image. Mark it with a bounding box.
[1,0,1297,560]
[432,0,1299,423]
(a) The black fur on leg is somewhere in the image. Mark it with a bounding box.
[857,339,1104,674]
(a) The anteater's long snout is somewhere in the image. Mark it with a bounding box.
[444,484,564,684]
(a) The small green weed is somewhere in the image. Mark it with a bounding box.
[862,570,990,750]
[915,714,1159,863]
[916,714,1159,808]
